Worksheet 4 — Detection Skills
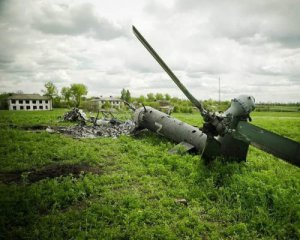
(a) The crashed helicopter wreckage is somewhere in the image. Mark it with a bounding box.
[131,26,300,167]
[47,108,135,138]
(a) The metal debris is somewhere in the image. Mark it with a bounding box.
[63,108,88,122]
[175,198,188,207]
[46,120,135,138]
[89,110,122,126]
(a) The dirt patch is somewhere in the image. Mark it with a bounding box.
[20,125,49,130]
[0,163,102,184]
[7,124,48,131]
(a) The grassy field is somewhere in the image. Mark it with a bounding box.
[0,109,299,239]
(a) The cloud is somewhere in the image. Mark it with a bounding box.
[173,0,300,48]
[31,3,127,40]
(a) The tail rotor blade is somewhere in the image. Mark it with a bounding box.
[132,26,207,117]
[234,121,300,167]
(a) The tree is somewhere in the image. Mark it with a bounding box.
[70,84,88,107]
[165,93,171,101]
[53,96,62,108]
[137,95,145,102]
[125,90,131,102]
[155,93,164,100]
[171,97,179,101]
[0,92,10,110]
[121,88,126,101]
[42,81,58,100]
[61,87,72,106]
[121,88,131,102]
[147,93,155,101]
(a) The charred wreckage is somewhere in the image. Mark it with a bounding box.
[46,108,135,138]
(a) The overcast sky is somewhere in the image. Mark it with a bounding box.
[0,0,300,103]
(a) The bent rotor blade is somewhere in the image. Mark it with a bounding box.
[132,25,207,117]
[234,121,300,167]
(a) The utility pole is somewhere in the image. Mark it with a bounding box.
[218,76,221,106]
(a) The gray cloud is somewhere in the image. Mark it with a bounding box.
[32,3,127,40]
[173,0,300,48]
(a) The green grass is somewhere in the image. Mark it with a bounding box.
[0,109,299,239]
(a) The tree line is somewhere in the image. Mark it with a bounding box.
[0,83,299,112]
[43,82,88,108]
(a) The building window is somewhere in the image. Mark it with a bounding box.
[12,99,16,104]
[45,100,48,103]
[13,106,16,110]
[26,106,30,110]
[19,100,23,104]
[26,100,29,104]
[20,106,24,110]
[45,106,48,109]
[39,100,42,104]
[39,106,43,110]
[32,100,36,104]
[33,106,37,110]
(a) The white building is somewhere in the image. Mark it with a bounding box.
[7,94,52,111]
[90,96,123,110]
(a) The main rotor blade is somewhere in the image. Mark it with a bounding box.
[234,121,300,167]
[132,26,207,116]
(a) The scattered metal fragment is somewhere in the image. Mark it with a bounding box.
[46,127,56,133]
[89,110,123,126]
[175,198,188,207]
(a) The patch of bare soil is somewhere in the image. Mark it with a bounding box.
[7,124,48,131]
[0,163,102,184]
[20,125,48,130]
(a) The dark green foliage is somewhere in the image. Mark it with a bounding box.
[155,93,164,100]
[126,90,131,102]
[146,93,155,101]
[121,88,126,100]
[121,89,131,102]
[165,94,171,101]
[0,92,10,109]
[0,110,299,239]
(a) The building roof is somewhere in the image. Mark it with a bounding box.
[7,94,51,100]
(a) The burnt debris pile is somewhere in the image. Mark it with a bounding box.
[47,121,135,138]
[48,108,135,138]
[63,108,88,122]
